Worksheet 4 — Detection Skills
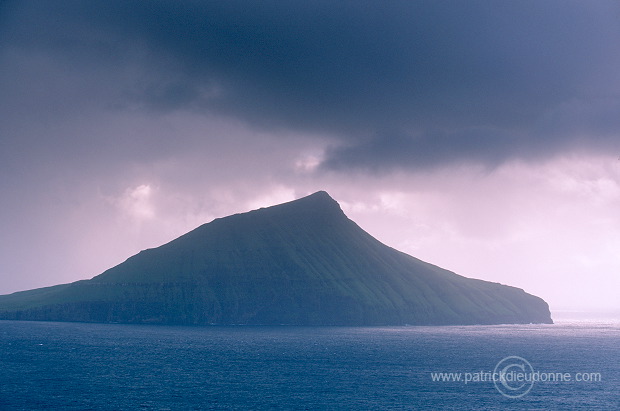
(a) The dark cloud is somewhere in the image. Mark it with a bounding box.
[2,0,620,171]
[323,128,528,172]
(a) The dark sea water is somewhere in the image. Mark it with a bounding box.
[0,320,618,410]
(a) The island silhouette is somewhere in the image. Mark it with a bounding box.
[0,191,552,325]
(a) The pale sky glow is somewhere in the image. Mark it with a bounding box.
[345,156,620,313]
[1,1,619,317]
[112,184,157,221]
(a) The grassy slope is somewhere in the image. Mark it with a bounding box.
[0,191,552,325]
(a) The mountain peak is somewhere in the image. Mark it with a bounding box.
[270,190,340,211]
[240,190,344,224]
[304,190,333,201]
[271,191,337,208]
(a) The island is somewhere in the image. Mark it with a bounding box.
[0,191,553,325]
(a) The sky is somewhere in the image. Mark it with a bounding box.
[1,0,619,316]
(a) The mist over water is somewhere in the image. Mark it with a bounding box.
[0,320,617,409]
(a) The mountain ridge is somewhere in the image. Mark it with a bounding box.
[0,191,552,325]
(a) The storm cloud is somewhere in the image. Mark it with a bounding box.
[3,0,619,171]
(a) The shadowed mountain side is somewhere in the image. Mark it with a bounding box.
[0,191,552,325]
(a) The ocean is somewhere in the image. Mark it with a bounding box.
[0,320,618,410]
